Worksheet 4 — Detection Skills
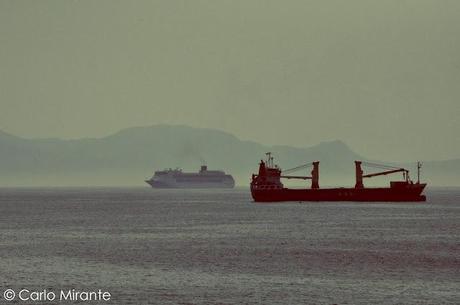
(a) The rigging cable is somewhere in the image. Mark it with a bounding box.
[281,162,313,174]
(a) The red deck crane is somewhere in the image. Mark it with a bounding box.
[355,161,410,189]
[280,161,320,189]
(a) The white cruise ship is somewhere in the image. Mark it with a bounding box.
[145,165,235,188]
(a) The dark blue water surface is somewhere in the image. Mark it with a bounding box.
[0,187,459,304]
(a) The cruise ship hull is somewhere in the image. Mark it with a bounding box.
[145,179,235,189]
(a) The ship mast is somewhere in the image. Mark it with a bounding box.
[417,162,422,184]
[265,152,274,168]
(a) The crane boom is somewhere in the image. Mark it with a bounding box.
[280,175,312,180]
[282,163,311,174]
[362,168,407,178]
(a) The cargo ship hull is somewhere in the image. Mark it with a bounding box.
[251,184,426,202]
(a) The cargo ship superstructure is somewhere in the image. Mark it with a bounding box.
[250,153,426,202]
[146,165,235,189]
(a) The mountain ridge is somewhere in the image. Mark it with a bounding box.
[0,125,458,186]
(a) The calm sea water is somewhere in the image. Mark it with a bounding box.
[0,187,458,305]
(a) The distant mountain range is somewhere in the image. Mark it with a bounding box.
[0,125,458,186]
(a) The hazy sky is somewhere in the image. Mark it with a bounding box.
[1,0,459,161]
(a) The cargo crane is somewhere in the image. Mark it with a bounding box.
[280,161,320,189]
[355,161,419,189]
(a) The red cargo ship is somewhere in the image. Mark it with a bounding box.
[250,153,426,202]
